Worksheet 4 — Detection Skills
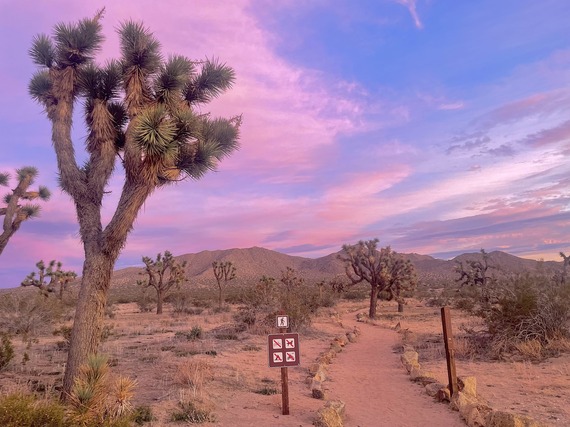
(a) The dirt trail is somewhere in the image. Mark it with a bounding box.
[324,321,465,427]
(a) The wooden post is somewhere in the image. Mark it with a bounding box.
[441,306,458,397]
[281,366,289,415]
[279,324,289,415]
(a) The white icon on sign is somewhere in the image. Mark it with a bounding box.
[277,316,289,328]
[272,339,283,349]
[285,338,295,349]
[286,351,296,362]
[273,352,283,363]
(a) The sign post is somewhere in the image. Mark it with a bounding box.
[268,315,299,415]
[441,306,458,397]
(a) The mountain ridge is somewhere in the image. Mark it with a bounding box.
[109,247,563,287]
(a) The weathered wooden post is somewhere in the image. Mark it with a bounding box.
[441,306,458,396]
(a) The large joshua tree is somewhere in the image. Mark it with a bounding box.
[0,167,51,256]
[339,238,416,318]
[28,11,240,398]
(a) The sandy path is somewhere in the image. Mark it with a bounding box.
[324,321,465,427]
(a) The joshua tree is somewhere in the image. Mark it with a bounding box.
[383,253,417,312]
[138,251,187,314]
[0,167,50,256]
[21,260,77,299]
[455,249,497,306]
[280,266,304,293]
[212,261,236,308]
[339,238,415,318]
[28,11,240,397]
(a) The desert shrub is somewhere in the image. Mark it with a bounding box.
[132,405,154,425]
[189,326,203,340]
[341,284,369,300]
[0,393,67,427]
[459,275,570,358]
[254,386,279,395]
[175,326,203,341]
[0,293,65,340]
[211,305,231,314]
[135,289,155,313]
[53,326,72,350]
[171,400,216,423]
[242,344,261,351]
[0,333,15,371]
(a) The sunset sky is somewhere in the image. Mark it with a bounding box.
[1,0,569,288]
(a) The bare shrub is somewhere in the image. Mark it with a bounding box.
[0,293,65,340]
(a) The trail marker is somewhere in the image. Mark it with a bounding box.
[276,315,289,329]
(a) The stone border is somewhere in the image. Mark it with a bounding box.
[308,326,361,426]
[399,341,547,427]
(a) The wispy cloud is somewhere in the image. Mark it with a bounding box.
[395,0,423,29]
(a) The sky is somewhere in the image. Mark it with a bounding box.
[1,0,569,288]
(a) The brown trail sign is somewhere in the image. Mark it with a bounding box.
[268,314,300,415]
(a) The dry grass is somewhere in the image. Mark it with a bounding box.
[175,359,213,397]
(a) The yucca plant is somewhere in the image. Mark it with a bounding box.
[29,9,240,397]
[68,354,137,425]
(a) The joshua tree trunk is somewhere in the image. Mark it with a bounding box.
[218,283,223,309]
[369,286,379,318]
[62,250,114,396]
[157,289,164,315]
[62,183,152,398]
[398,302,404,313]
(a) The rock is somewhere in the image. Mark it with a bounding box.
[311,379,326,399]
[318,350,337,364]
[330,341,343,353]
[410,370,439,386]
[326,400,346,418]
[356,312,368,322]
[309,363,321,376]
[458,376,477,398]
[486,410,546,427]
[400,350,420,373]
[314,400,345,427]
[334,335,347,347]
[313,367,327,382]
[436,387,451,403]
[463,405,486,427]
[425,382,446,397]
[394,321,401,331]
[346,332,357,343]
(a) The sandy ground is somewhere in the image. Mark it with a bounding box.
[323,321,464,427]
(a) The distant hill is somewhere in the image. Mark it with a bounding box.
[2,247,561,297]
[108,247,563,288]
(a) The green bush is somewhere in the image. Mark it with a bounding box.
[0,393,67,427]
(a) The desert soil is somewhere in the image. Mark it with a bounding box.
[1,299,569,426]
